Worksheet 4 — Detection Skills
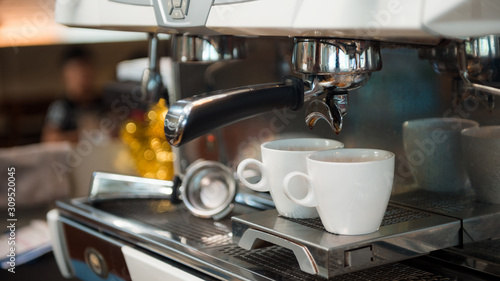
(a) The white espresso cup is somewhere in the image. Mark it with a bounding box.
[237,138,343,218]
[283,149,395,235]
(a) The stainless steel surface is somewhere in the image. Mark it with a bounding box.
[173,35,247,63]
[141,33,164,103]
[181,160,237,220]
[57,199,259,281]
[469,82,500,96]
[238,228,318,275]
[433,238,500,277]
[305,99,341,132]
[90,169,236,220]
[305,90,349,132]
[459,35,500,95]
[293,38,381,133]
[232,204,461,278]
[89,172,174,202]
[419,41,460,75]
[293,39,381,78]
[420,35,500,110]
[391,189,500,243]
[215,245,459,281]
[55,198,497,280]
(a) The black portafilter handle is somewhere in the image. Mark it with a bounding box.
[164,76,304,146]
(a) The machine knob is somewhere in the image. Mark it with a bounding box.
[84,247,108,279]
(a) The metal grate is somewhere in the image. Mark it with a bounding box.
[219,244,453,281]
[283,205,430,232]
[93,199,233,247]
[391,189,488,214]
[381,205,430,226]
[332,262,453,281]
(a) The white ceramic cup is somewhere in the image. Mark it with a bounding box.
[237,138,344,218]
[402,118,479,192]
[283,149,395,235]
[461,126,500,204]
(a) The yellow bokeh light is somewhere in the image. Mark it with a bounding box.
[144,150,155,161]
[151,138,161,150]
[120,98,174,181]
[125,122,137,134]
[156,151,168,162]
[148,110,157,121]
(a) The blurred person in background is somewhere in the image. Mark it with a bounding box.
[42,46,105,143]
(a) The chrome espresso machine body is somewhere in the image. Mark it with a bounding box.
[49,1,500,280]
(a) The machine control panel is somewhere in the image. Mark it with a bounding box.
[165,0,190,19]
[153,0,215,30]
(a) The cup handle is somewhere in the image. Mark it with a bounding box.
[283,172,317,207]
[237,159,269,192]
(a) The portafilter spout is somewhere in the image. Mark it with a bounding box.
[305,89,349,132]
[294,38,381,133]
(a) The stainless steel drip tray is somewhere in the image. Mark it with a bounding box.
[391,189,500,242]
[431,238,500,277]
[232,204,461,278]
[56,198,494,280]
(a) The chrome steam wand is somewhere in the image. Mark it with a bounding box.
[141,33,163,104]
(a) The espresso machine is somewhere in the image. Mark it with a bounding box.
[48,1,500,280]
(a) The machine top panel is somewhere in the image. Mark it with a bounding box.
[55,0,500,42]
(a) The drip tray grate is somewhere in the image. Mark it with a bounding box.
[232,203,461,278]
[92,199,233,248]
[216,244,454,281]
[391,189,488,214]
[285,205,430,231]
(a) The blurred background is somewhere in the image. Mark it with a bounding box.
[2,1,500,280]
[0,1,170,279]
[1,0,147,147]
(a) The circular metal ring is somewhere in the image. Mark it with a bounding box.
[181,160,237,220]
